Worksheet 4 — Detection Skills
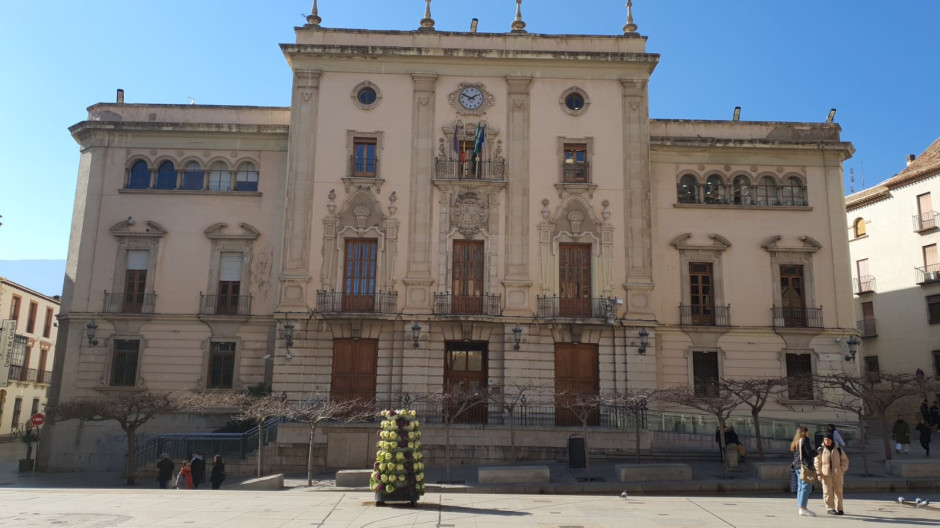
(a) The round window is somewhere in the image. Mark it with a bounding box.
[357,87,377,105]
[565,93,585,111]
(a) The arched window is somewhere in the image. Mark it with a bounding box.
[155,161,177,190]
[756,176,778,205]
[127,160,150,189]
[677,174,698,204]
[208,161,232,191]
[854,218,866,238]
[181,161,204,190]
[704,174,725,204]
[732,175,751,205]
[236,162,259,192]
[782,176,805,206]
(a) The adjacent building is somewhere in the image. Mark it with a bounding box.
[44,5,859,471]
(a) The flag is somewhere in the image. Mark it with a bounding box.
[452,122,460,154]
[472,122,486,157]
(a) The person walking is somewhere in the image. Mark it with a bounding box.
[156,453,174,489]
[791,426,817,516]
[917,418,933,456]
[190,452,206,489]
[210,455,226,490]
[893,415,911,454]
[826,424,846,449]
[176,460,193,490]
[814,434,850,515]
[931,402,940,429]
[715,427,725,462]
[922,398,931,423]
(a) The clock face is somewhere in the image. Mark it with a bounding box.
[458,87,484,110]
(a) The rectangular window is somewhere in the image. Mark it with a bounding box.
[342,239,378,312]
[863,355,880,382]
[352,138,377,177]
[7,335,27,381]
[124,250,149,313]
[780,265,806,327]
[444,343,488,424]
[562,143,589,183]
[689,262,715,325]
[30,398,39,416]
[25,302,37,334]
[9,295,21,329]
[558,243,592,317]
[925,244,939,273]
[217,253,243,315]
[452,240,484,314]
[859,301,876,336]
[785,353,814,400]
[208,342,236,389]
[692,351,719,397]
[20,345,32,381]
[918,193,934,230]
[928,295,940,325]
[110,339,140,387]
[42,308,54,338]
[856,259,872,293]
[10,398,22,430]
[37,349,48,383]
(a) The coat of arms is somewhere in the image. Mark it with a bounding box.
[451,191,488,238]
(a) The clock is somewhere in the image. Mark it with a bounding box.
[458,86,484,110]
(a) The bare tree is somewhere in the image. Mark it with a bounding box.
[292,396,374,486]
[232,393,295,477]
[722,377,789,461]
[598,389,653,463]
[554,390,602,481]
[656,385,742,477]
[484,384,538,463]
[46,391,188,485]
[414,386,485,483]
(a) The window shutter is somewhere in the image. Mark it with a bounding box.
[127,250,149,271]
[220,254,242,282]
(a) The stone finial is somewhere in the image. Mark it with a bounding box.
[623,0,638,34]
[306,0,322,27]
[419,0,435,31]
[511,0,527,33]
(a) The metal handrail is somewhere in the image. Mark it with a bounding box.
[854,276,876,294]
[433,293,501,316]
[771,306,823,328]
[679,305,731,326]
[103,291,157,314]
[314,290,399,314]
[199,294,252,315]
[536,295,617,319]
[433,158,505,181]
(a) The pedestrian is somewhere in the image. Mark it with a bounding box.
[893,415,911,454]
[176,460,193,490]
[210,455,226,490]
[791,425,817,516]
[826,424,846,448]
[725,426,740,447]
[715,426,725,462]
[921,398,930,423]
[814,434,849,515]
[190,452,206,489]
[917,418,933,457]
[156,452,174,489]
[931,401,940,429]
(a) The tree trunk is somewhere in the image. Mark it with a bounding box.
[444,421,452,482]
[256,422,264,478]
[306,425,316,486]
[508,411,517,463]
[717,418,729,478]
[125,426,137,486]
[583,423,592,481]
[857,415,871,476]
[634,411,642,464]
[879,413,894,461]
[752,408,766,461]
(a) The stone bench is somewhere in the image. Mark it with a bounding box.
[615,463,692,482]
[237,474,284,490]
[887,459,940,478]
[336,469,373,487]
[751,462,791,480]
[478,465,550,484]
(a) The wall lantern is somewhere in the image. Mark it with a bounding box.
[512,324,523,350]
[411,322,422,349]
[283,319,295,354]
[638,327,649,355]
[844,335,860,362]
[86,320,99,346]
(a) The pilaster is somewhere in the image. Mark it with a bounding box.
[503,76,533,315]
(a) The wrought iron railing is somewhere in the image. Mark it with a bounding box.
[400,401,647,429]
[314,290,398,314]
[433,159,505,182]
[679,304,730,326]
[857,318,877,337]
[913,211,939,231]
[433,293,501,316]
[103,291,156,314]
[562,162,591,183]
[536,295,616,319]
[771,306,823,328]
[854,276,875,294]
[349,156,378,178]
[915,265,940,284]
[199,294,251,316]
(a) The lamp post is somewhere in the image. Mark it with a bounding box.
[411,322,421,349]
[511,324,522,350]
[85,320,98,346]
[845,335,860,362]
[637,327,649,355]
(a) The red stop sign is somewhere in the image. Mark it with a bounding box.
[30,413,45,426]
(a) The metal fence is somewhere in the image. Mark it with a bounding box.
[432,293,502,316]
[103,291,157,314]
[314,290,398,314]
[199,294,251,316]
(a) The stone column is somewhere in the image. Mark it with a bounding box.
[278,69,322,311]
[621,78,655,319]
[503,76,533,315]
[403,73,438,312]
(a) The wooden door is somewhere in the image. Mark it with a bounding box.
[452,240,484,314]
[554,343,599,426]
[330,339,377,404]
[559,244,592,317]
[689,262,715,325]
[919,193,934,229]
[443,343,487,424]
[780,265,806,327]
[343,239,377,312]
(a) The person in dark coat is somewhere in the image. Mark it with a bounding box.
[917,418,933,456]
[930,402,940,429]
[189,452,206,489]
[210,455,226,490]
[893,415,911,454]
[156,453,174,489]
[921,399,931,423]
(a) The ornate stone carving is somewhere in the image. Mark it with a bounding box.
[450,190,488,239]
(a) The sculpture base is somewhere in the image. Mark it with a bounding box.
[375,488,420,507]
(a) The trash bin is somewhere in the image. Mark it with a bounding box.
[568,435,586,468]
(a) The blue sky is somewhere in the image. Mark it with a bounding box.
[1,0,938,268]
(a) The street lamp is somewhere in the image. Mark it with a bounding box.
[512,324,522,350]
[637,327,649,355]
[86,320,99,346]
[845,335,860,362]
[411,322,421,349]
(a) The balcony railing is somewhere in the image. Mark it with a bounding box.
[771,306,823,328]
[854,275,876,294]
[913,211,939,231]
[915,265,940,284]
[103,291,156,314]
[433,293,502,316]
[433,158,505,182]
[679,304,730,326]
[314,290,398,314]
[199,294,252,316]
[857,318,877,337]
[562,161,591,183]
[349,156,378,178]
[537,295,617,319]
[6,366,47,384]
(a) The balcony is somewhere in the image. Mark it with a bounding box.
[679,305,730,326]
[857,318,877,337]
[915,265,940,284]
[562,161,591,183]
[349,156,378,178]
[6,366,49,384]
[199,294,251,316]
[433,293,501,316]
[854,275,876,294]
[913,211,939,232]
[103,291,156,314]
[434,158,505,182]
[314,290,398,314]
[772,306,823,328]
[537,295,616,319]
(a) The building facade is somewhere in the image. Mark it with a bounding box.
[0,278,58,436]
[44,6,858,471]
[846,139,940,392]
